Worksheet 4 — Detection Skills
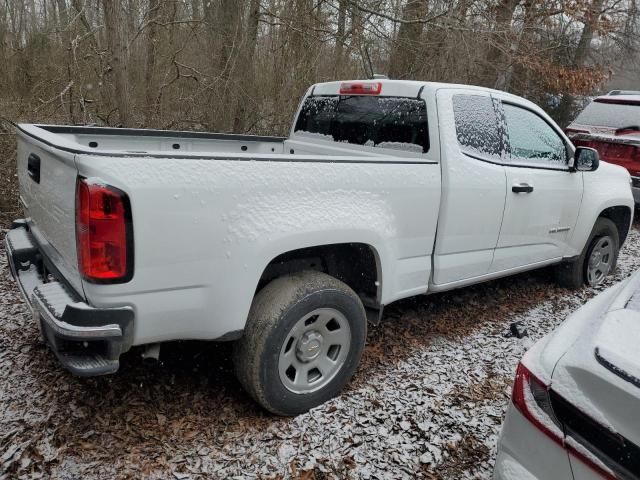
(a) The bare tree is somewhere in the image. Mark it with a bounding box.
[388,0,429,79]
[556,0,606,126]
[102,0,131,126]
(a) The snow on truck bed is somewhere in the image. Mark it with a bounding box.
[1,221,640,479]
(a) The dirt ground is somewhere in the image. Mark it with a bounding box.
[1,216,639,480]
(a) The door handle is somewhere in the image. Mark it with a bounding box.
[27,153,41,184]
[512,183,533,193]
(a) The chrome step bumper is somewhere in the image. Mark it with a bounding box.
[5,221,134,376]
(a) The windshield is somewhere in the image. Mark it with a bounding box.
[294,95,429,153]
[574,100,640,129]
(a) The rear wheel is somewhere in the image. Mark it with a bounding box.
[233,271,367,416]
[555,217,619,288]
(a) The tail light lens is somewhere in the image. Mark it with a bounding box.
[76,178,133,283]
[512,362,616,479]
[340,82,382,95]
[512,363,564,447]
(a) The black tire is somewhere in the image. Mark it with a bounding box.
[233,270,367,416]
[555,217,619,288]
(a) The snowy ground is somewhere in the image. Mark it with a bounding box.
[1,219,639,480]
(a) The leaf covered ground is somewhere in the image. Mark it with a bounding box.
[1,218,639,479]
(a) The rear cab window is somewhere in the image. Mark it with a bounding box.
[293,95,429,154]
[573,98,640,128]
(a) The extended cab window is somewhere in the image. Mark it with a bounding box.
[503,104,567,167]
[294,95,429,153]
[452,94,502,161]
[573,98,639,128]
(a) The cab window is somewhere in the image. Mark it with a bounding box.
[452,94,502,162]
[503,103,568,168]
[294,95,429,154]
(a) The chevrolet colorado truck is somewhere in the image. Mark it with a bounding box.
[4,80,634,415]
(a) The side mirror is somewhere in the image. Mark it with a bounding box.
[574,147,600,172]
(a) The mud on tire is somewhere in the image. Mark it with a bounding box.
[233,270,367,416]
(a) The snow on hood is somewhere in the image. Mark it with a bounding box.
[548,270,640,443]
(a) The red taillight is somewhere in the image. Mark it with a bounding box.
[339,82,382,95]
[76,178,133,283]
[512,363,564,447]
[512,362,616,479]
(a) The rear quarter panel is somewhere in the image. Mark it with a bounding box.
[75,154,441,344]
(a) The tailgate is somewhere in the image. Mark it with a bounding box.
[16,127,83,296]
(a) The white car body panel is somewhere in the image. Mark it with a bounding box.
[495,271,640,479]
[494,405,574,480]
[13,80,635,347]
[77,155,441,344]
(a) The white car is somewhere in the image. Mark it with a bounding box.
[495,271,640,479]
[4,79,634,415]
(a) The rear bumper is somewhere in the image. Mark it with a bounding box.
[494,405,574,480]
[4,220,134,376]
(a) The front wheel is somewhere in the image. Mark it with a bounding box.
[555,217,619,288]
[233,271,367,416]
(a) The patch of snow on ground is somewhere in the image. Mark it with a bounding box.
[0,225,639,479]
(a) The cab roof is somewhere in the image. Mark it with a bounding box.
[309,79,535,108]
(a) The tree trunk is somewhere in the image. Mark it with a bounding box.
[233,0,261,132]
[388,0,429,79]
[102,0,131,126]
[206,0,242,131]
[479,0,519,88]
[144,0,160,125]
[334,0,347,77]
[509,0,537,95]
[555,0,605,126]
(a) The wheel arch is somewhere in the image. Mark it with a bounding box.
[598,205,632,247]
[256,242,383,310]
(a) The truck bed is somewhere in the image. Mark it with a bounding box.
[17,124,422,160]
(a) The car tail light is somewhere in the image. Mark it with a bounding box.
[512,362,617,479]
[340,82,382,95]
[512,363,564,447]
[76,177,133,283]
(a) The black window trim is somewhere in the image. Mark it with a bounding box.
[293,94,431,155]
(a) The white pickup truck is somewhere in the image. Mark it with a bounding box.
[5,80,634,415]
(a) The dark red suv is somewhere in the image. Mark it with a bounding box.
[566,95,640,204]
